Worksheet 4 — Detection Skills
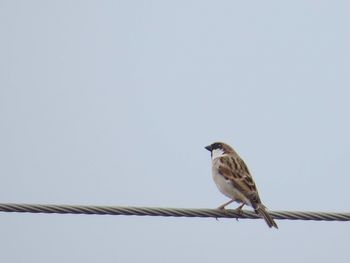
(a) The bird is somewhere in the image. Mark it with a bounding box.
[205,142,278,228]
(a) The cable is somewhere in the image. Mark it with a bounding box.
[0,203,349,222]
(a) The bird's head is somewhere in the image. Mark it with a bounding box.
[205,142,235,159]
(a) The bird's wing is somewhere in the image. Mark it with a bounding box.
[218,156,262,206]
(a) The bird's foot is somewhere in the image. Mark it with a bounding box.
[233,204,245,221]
[215,205,228,221]
[217,205,227,211]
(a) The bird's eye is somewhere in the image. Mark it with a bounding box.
[213,143,221,149]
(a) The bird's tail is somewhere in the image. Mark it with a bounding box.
[255,204,278,229]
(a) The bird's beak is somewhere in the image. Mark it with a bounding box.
[205,145,212,151]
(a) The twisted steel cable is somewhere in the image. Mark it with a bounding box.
[0,203,349,222]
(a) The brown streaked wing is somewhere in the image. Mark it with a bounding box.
[219,156,262,205]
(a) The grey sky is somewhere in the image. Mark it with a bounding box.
[1,1,349,262]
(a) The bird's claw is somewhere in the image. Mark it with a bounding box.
[233,205,245,221]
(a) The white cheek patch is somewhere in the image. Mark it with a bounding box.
[211,148,225,159]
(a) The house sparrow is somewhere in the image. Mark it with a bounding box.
[205,142,278,228]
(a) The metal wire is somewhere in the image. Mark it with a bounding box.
[0,203,349,222]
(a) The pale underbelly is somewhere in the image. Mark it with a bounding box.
[212,171,251,206]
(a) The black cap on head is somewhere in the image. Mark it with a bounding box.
[205,142,223,152]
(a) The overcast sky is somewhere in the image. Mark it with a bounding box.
[1,1,350,262]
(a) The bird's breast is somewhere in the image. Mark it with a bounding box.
[212,168,237,198]
[211,160,251,205]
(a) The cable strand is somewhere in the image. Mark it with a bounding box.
[0,203,349,222]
